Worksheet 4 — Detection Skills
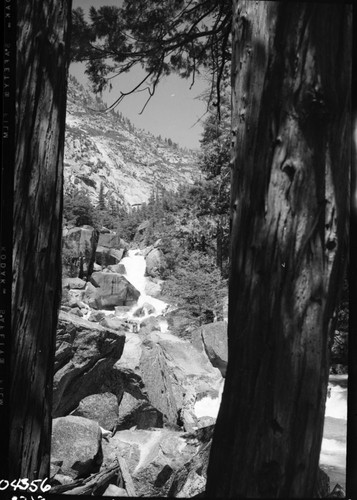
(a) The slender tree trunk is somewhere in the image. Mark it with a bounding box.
[206,2,351,497]
[216,218,223,273]
[10,0,72,479]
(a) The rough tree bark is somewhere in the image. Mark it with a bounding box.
[10,0,72,479]
[206,2,351,498]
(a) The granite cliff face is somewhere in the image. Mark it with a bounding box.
[64,76,200,208]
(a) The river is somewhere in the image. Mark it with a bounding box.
[108,249,347,490]
[320,375,347,490]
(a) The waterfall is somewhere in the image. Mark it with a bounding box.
[117,249,169,328]
[86,248,347,487]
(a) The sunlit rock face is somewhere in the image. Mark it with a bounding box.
[101,426,214,497]
[192,321,228,377]
[64,77,200,210]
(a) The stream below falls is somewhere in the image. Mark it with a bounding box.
[94,249,347,490]
[320,375,347,490]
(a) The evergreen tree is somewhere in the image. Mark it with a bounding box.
[11,0,72,480]
[197,78,231,275]
[71,1,231,109]
[97,182,106,210]
[162,251,227,326]
[63,188,98,227]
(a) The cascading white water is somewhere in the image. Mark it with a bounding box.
[194,379,225,419]
[320,375,347,489]
[193,374,347,489]
[119,249,169,324]
[84,249,347,485]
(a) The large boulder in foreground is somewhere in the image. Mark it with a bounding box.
[51,416,102,480]
[101,426,214,497]
[114,333,180,428]
[192,321,228,377]
[89,272,140,309]
[71,393,119,431]
[113,330,223,431]
[53,311,126,417]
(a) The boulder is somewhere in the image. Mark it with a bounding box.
[95,246,125,267]
[118,392,163,430]
[90,272,140,309]
[192,321,228,377]
[132,306,146,318]
[179,387,199,432]
[139,337,180,425]
[103,484,128,497]
[87,311,106,323]
[167,426,214,497]
[100,316,129,332]
[98,232,129,251]
[113,330,223,431]
[139,317,161,336]
[145,248,167,278]
[142,302,156,315]
[101,426,214,497]
[51,416,103,480]
[71,393,119,431]
[152,330,223,392]
[63,277,87,290]
[53,311,125,417]
[115,305,132,317]
[114,333,178,425]
[69,307,84,318]
[62,226,98,279]
[107,263,126,274]
[132,303,156,317]
[197,416,216,428]
[144,278,163,298]
[83,282,99,308]
[67,295,81,308]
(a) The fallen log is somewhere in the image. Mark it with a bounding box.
[49,461,120,495]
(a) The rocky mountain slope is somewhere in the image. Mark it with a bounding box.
[64,76,200,208]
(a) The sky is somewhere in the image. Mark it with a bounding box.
[70,0,211,150]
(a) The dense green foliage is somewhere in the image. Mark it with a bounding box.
[330,276,349,372]
[63,188,99,227]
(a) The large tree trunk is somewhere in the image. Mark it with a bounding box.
[10,0,72,479]
[206,2,351,498]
